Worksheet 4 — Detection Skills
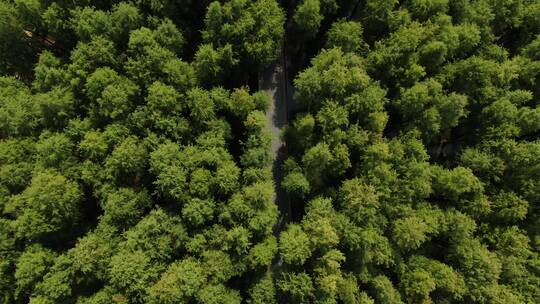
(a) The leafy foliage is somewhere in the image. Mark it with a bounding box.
[0,0,539,303]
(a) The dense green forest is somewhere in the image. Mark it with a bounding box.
[0,0,539,303]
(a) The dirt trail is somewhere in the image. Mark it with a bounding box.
[259,45,292,234]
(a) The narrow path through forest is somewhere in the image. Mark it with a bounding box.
[259,45,292,235]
